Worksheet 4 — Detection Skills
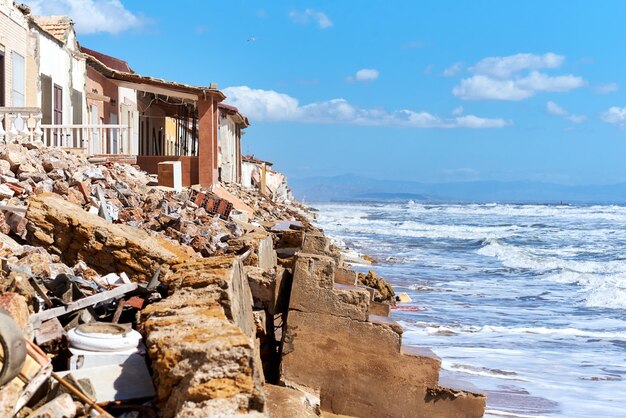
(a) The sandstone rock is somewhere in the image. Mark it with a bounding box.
[358,270,395,302]
[141,256,265,417]
[52,180,69,196]
[14,250,54,278]
[25,193,192,282]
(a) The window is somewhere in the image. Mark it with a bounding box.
[11,52,25,106]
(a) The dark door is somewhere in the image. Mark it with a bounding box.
[53,84,62,144]
[54,84,63,124]
[0,52,5,107]
[40,75,52,124]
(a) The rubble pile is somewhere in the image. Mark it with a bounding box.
[222,182,311,225]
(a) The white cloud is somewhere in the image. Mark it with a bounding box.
[451,106,464,116]
[223,86,510,129]
[454,53,584,101]
[453,72,585,101]
[470,53,564,79]
[442,62,463,77]
[453,75,532,100]
[347,68,379,83]
[593,83,619,94]
[547,101,567,116]
[289,8,333,29]
[601,106,626,125]
[26,0,142,34]
[516,71,584,92]
[546,101,586,124]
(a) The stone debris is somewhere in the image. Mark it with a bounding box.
[357,270,396,303]
[0,141,486,417]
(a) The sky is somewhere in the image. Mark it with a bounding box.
[25,0,626,185]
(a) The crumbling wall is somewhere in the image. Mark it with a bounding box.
[141,256,266,417]
[280,251,487,418]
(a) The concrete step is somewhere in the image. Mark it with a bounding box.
[369,301,390,316]
[334,267,357,286]
[367,314,403,336]
[396,345,441,388]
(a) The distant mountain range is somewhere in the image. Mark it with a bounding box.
[289,174,626,204]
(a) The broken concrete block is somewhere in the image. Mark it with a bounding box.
[334,267,357,286]
[34,318,68,354]
[0,184,15,199]
[289,253,370,321]
[301,233,329,255]
[228,229,277,270]
[369,301,391,317]
[246,266,278,314]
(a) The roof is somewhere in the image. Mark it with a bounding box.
[84,50,226,101]
[80,46,133,73]
[32,15,72,43]
[218,103,250,127]
[243,155,273,166]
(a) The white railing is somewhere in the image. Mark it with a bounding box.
[40,124,130,155]
[0,107,43,143]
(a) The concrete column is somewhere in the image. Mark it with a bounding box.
[198,97,218,186]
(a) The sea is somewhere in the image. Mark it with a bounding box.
[313,201,626,418]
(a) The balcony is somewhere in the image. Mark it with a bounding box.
[0,107,43,143]
[0,107,131,155]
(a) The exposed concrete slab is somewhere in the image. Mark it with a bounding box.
[228,229,277,271]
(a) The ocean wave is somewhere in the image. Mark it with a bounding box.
[418,322,626,339]
[476,239,626,275]
[323,219,523,241]
[448,363,521,379]
[405,202,626,223]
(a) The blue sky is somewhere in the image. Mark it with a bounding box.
[27,1,626,185]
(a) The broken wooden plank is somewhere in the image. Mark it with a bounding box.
[30,283,138,323]
[29,277,54,308]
